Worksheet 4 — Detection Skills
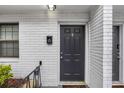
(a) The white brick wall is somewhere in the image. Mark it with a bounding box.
[88,5,112,88]
[103,5,112,88]
[88,5,104,88]
[0,12,89,87]
[113,11,124,22]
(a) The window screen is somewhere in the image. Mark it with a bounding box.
[0,23,19,57]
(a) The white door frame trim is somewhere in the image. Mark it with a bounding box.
[57,21,88,85]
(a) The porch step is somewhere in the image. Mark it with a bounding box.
[63,85,87,88]
[60,81,88,88]
[60,81,85,85]
[112,84,124,88]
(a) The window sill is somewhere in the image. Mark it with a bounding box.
[0,58,19,63]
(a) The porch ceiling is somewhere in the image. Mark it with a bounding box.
[0,5,96,14]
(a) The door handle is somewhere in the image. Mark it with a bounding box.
[60,56,63,59]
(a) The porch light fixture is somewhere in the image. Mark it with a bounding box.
[47,5,56,11]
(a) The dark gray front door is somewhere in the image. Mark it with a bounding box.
[112,26,120,81]
[60,25,85,81]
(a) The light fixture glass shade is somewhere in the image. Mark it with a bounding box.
[47,5,56,11]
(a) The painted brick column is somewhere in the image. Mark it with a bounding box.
[88,5,112,88]
[103,5,113,88]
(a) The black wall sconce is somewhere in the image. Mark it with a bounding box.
[47,36,52,45]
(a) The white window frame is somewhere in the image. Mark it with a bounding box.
[0,23,19,62]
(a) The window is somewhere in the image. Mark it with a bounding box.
[0,23,19,57]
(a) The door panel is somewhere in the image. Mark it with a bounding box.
[112,26,120,81]
[60,25,85,81]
